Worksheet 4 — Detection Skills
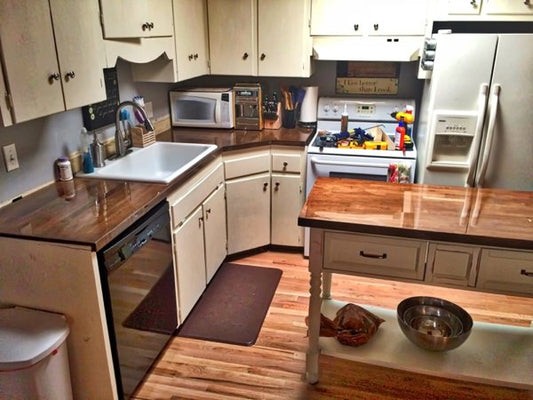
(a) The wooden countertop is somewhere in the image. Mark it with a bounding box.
[299,177,533,249]
[0,127,313,251]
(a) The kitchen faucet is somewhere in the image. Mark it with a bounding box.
[114,101,154,158]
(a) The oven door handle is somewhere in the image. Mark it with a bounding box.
[310,157,391,169]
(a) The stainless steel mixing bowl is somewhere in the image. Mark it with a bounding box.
[397,296,473,351]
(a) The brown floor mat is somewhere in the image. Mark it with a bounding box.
[176,262,282,346]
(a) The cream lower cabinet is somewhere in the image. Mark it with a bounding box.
[271,147,305,247]
[226,173,271,254]
[0,0,106,126]
[224,147,271,254]
[169,159,226,322]
[0,237,117,400]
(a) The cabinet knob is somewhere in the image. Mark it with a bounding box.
[198,216,204,226]
[142,22,154,31]
[524,0,530,5]
[242,52,249,60]
[205,208,211,220]
[48,72,60,83]
[274,182,280,191]
[65,71,75,80]
[260,53,266,61]
[283,161,288,170]
[353,24,359,31]
[373,24,379,31]
[188,54,194,61]
[193,53,199,60]
[263,182,268,191]
[470,0,478,6]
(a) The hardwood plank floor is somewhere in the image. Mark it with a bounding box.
[131,251,533,400]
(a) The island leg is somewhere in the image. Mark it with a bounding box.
[306,269,322,384]
[306,228,325,384]
[322,271,332,299]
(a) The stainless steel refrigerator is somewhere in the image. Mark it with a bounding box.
[416,33,533,191]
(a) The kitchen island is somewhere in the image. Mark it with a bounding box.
[299,177,533,389]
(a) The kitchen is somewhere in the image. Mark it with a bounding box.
[0,1,532,399]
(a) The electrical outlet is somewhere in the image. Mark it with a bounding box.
[144,101,154,119]
[2,143,19,172]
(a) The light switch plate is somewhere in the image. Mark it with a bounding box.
[2,143,19,171]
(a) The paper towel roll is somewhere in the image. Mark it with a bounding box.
[299,86,318,123]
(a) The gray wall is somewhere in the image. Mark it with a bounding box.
[0,60,422,205]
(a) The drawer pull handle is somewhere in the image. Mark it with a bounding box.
[359,250,387,259]
[520,269,533,277]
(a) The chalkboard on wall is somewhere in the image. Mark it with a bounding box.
[81,67,119,131]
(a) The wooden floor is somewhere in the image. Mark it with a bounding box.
[132,250,533,400]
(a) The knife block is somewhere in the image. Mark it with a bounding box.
[263,102,282,130]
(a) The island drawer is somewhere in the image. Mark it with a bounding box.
[477,248,533,297]
[323,232,427,280]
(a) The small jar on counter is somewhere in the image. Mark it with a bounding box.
[57,156,73,181]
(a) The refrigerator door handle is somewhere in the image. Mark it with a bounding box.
[475,84,501,188]
[465,83,489,187]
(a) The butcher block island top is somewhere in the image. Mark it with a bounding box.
[299,177,533,390]
[299,177,533,249]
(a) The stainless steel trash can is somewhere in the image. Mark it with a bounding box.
[0,306,73,400]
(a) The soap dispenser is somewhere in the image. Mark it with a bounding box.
[91,130,106,168]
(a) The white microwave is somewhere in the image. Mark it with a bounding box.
[169,88,234,129]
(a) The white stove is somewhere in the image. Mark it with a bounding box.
[304,97,418,255]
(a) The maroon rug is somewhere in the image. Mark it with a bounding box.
[177,263,282,346]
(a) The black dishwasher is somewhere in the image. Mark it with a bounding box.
[98,201,177,399]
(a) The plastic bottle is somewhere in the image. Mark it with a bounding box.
[395,119,406,151]
[340,104,348,133]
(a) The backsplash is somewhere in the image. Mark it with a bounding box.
[0,60,422,205]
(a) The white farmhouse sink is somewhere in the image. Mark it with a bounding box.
[78,142,217,183]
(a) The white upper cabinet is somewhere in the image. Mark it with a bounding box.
[99,0,174,39]
[208,0,312,77]
[172,0,210,81]
[311,0,428,36]
[0,0,106,126]
[433,0,533,19]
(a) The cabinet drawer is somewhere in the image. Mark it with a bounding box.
[478,249,533,297]
[323,232,427,280]
[224,148,270,179]
[272,151,302,173]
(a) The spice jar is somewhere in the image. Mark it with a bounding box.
[57,156,73,181]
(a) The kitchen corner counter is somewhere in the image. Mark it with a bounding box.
[299,177,533,250]
[0,127,313,251]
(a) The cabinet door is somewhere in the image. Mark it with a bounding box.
[426,243,480,287]
[258,0,312,77]
[369,0,428,36]
[100,0,174,39]
[203,185,227,283]
[271,174,304,247]
[208,0,257,75]
[173,0,210,81]
[311,0,365,36]
[50,0,106,110]
[0,0,64,123]
[226,173,270,254]
[477,249,533,297]
[174,206,207,322]
[447,0,483,15]
[484,0,533,15]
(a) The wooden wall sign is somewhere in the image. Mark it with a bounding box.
[336,62,400,95]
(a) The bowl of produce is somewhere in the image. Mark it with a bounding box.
[397,296,473,352]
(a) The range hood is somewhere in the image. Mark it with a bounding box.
[312,36,422,62]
